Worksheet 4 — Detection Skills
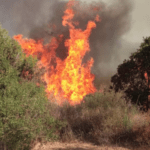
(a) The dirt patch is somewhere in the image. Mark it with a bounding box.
[32,141,131,150]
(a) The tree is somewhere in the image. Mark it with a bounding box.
[111,37,150,111]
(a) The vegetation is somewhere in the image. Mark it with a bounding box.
[111,37,150,111]
[57,90,150,147]
[0,25,150,150]
[0,25,65,150]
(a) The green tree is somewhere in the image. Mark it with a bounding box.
[111,37,150,111]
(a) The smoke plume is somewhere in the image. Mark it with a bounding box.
[0,0,135,88]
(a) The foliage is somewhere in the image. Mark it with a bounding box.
[111,37,150,108]
[0,24,64,150]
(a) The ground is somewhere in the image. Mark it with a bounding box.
[32,141,150,150]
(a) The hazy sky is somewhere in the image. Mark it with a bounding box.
[0,0,150,84]
[123,0,150,43]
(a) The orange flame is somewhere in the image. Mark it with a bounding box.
[144,72,148,83]
[14,1,100,105]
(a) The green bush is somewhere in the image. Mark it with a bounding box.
[0,24,64,150]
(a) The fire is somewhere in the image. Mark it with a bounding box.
[14,1,100,105]
[144,72,148,83]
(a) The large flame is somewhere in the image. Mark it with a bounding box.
[14,1,100,105]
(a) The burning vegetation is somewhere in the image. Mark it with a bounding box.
[14,0,100,105]
[1,0,150,150]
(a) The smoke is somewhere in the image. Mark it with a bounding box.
[0,0,135,88]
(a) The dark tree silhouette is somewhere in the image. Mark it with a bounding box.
[111,37,150,111]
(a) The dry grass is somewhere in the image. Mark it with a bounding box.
[44,89,150,149]
[27,88,150,150]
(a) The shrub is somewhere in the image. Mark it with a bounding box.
[0,24,65,150]
[58,88,147,145]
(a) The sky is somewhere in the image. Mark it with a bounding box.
[122,0,150,43]
[0,0,150,85]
